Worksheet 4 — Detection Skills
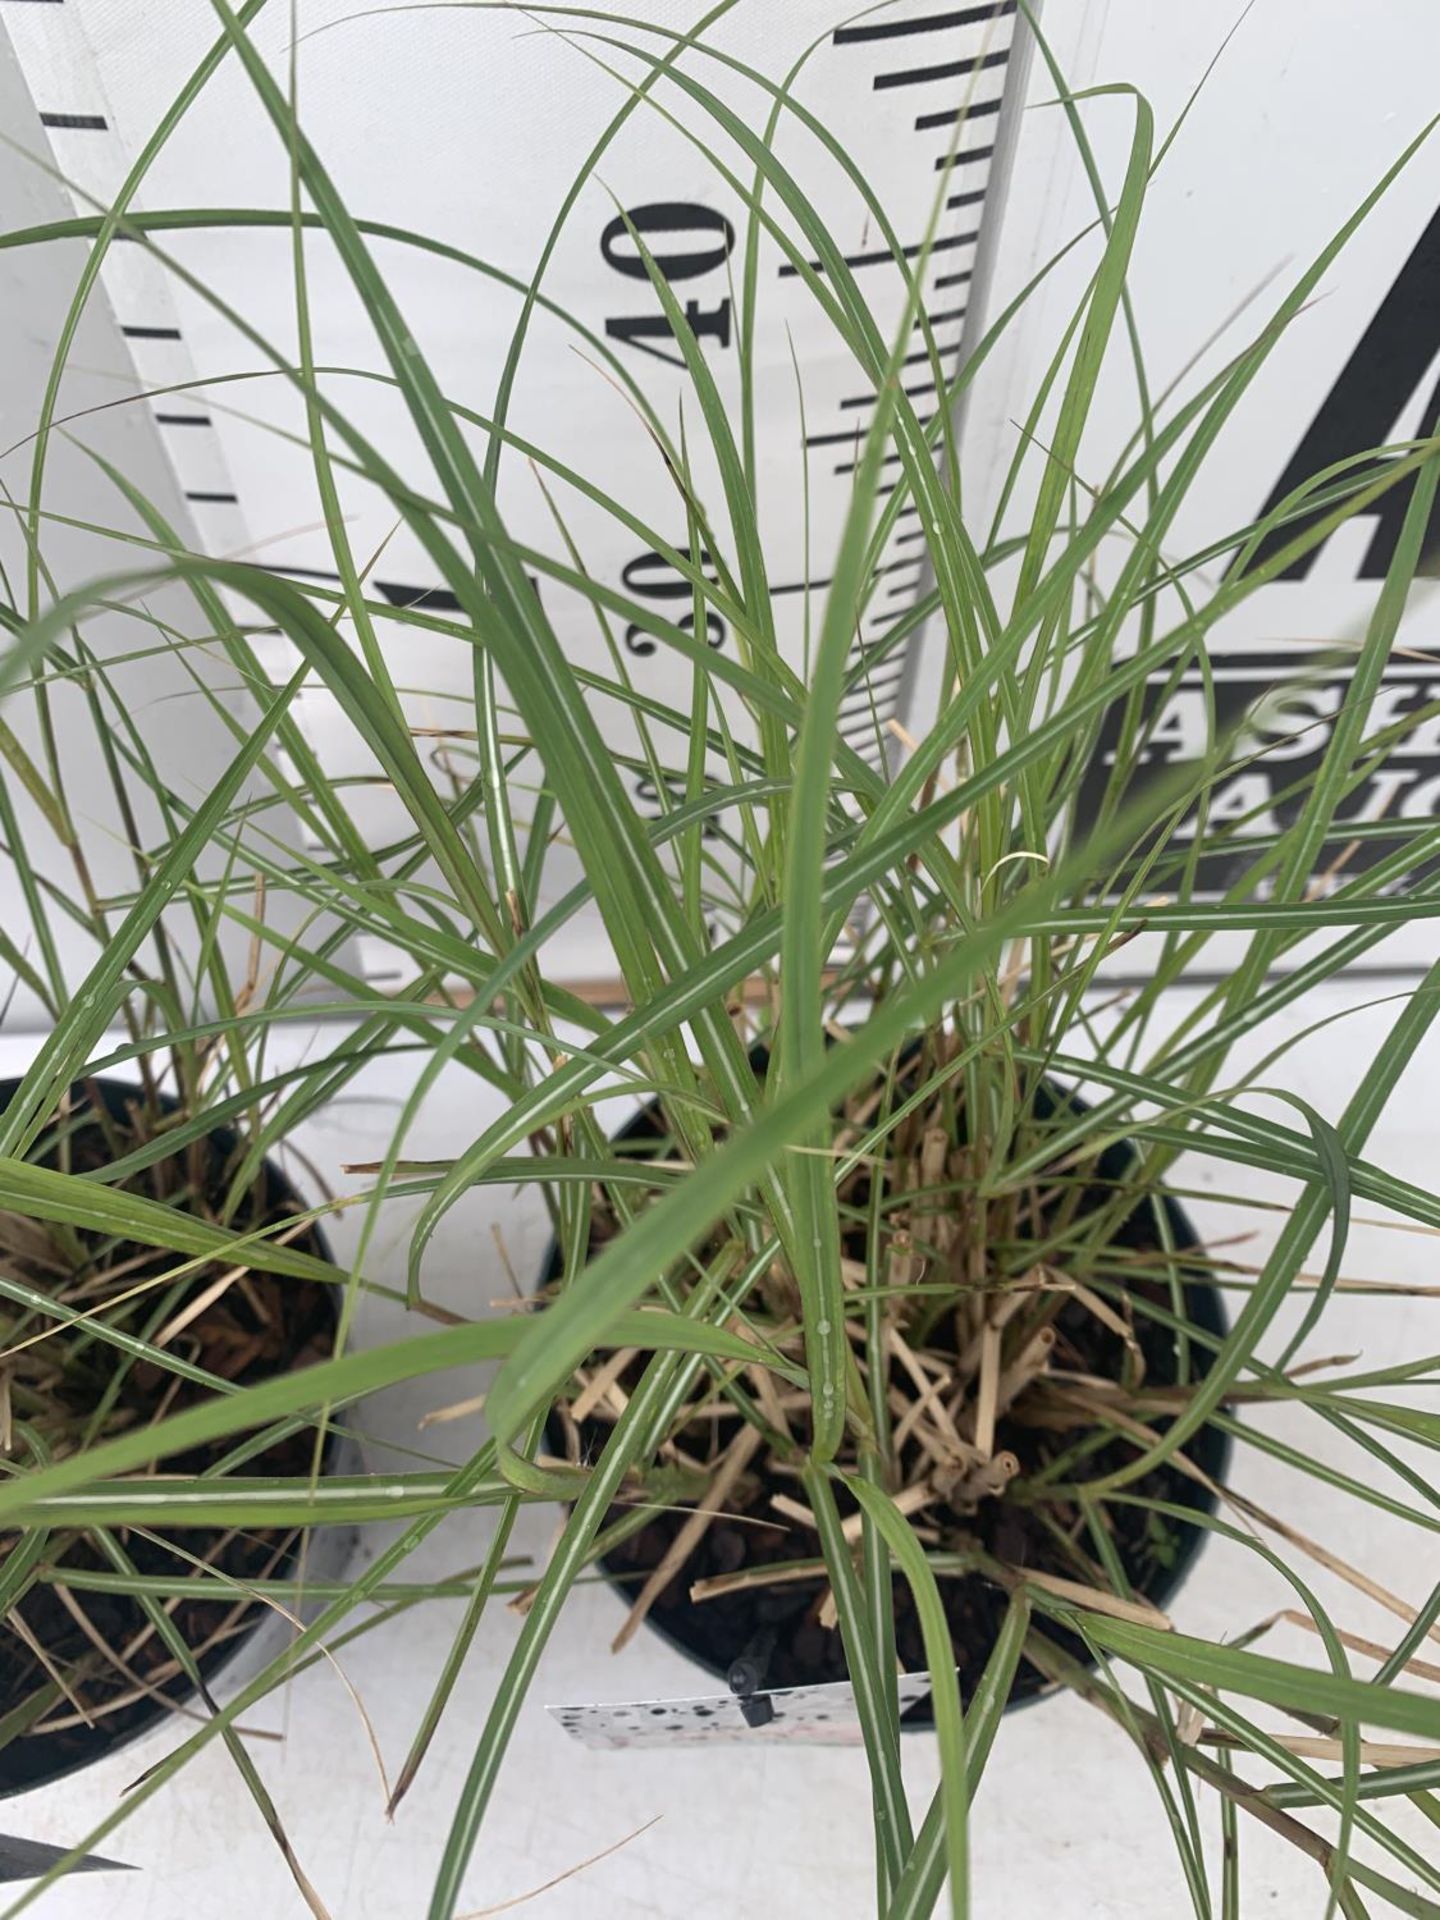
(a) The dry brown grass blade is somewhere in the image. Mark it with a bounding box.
[613,1425,763,1653]
[1061,1278,1145,1382]
[919,1128,952,1248]
[955,1281,1030,1377]
[1202,1730,1440,1766]
[458,1815,663,1918]
[1282,1352,1360,1380]
[888,1325,971,1464]
[690,1558,828,1604]
[48,1584,280,1740]
[151,1219,311,1348]
[741,1336,794,1445]
[1026,1631,1367,1894]
[33,1662,238,1734]
[491,1222,525,1300]
[1229,1492,1440,1646]
[1174,1696,1206,1747]
[771,1490,819,1531]
[1019,1568,1173,1629]
[570,1347,638,1424]
[772,1480,935,1547]
[1041,1389,1231,1505]
[1238,1605,1440,1685]
[124,1528,393,1803]
[972,1323,1001,1460]
[944,1452,1019,1508]
[994,1326,1056,1418]
[418,1392,488,1430]
[6,1603,96,1727]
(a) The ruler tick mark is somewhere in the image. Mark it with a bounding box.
[843,669,907,699]
[185,491,238,504]
[916,97,1003,132]
[121,325,181,340]
[780,227,977,280]
[875,48,1010,90]
[936,144,994,172]
[38,111,108,130]
[841,384,939,409]
[155,413,213,427]
[834,1,1017,43]
[843,683,900,706]
[836,451,905,476]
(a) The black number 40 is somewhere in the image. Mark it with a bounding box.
[602,202,735,367]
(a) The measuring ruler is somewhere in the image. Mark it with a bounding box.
[4,1,1028,982]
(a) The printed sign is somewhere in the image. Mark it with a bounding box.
[964,1,1440,970]
[1079,198,1440,914]
[1078,649,1440,901]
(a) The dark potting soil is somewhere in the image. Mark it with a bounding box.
[552,1071,1228,1720]
[586,1271,1224,1716]
[0,1081,339,1790]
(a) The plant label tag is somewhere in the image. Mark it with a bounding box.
[547,1672,936,1749]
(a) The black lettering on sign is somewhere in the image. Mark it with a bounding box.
[372,576,543,611]
[1077,650,1440,897]
[633,773,726,836]
[620,546,726,656]
[1240,205,1440,582]
[266,569,542,612]
[603,203,736,367]
[621,547,718,598]
[600,203,735,280]
[607,298,732,367]
[624,609,726,658]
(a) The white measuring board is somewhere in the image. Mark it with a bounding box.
[2,1,1029,986]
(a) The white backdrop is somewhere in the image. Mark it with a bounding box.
[0,0,1027,989]
[0,26,342,1028]
[3,0,1440,999]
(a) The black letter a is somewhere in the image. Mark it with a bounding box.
[1239,204,1440,581]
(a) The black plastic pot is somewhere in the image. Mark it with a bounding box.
[544,1068,1231,1720]
[0,1077,352,1795]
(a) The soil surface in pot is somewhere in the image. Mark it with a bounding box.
[589,1273,1220,1711]
[0,1081,338,1789]
[553,1070,1228,1719]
